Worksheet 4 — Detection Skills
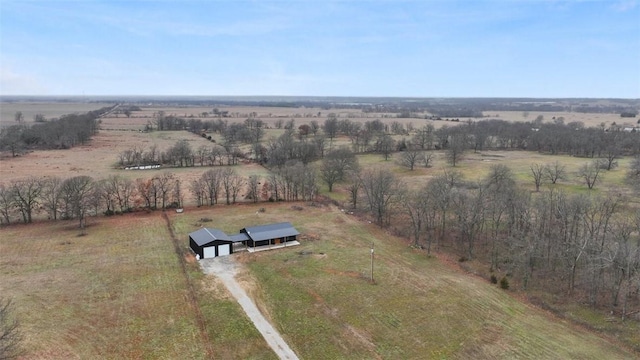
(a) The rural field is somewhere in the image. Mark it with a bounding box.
[1,202,637,359]
[1,100,639,358]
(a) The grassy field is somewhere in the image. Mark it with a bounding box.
[1,103,639,358]
[0,212,273,359]
[169,203,637,359]
[332,150,637,199]
[0,102,113,128]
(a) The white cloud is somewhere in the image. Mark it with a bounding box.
[612,0,637,11]
[0,66,49,95]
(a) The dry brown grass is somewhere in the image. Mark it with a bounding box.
[169,203,638,359]
[0,211,275,359]
[484,110,637,128]
[0,102,113,128]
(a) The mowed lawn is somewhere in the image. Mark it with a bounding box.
[170,203,637,359]
[0,212,273,359]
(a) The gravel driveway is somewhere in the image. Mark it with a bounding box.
[200,256,300,360]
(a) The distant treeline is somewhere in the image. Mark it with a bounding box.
[146,113,640,171]
[0,105,115,156]
[9,96,628,117]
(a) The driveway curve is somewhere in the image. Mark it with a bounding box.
[200,256,299,360]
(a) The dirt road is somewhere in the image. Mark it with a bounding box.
[200,256,300,360]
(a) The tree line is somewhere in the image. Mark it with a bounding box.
[118,140,243,168]
[0,158,320,226]
[142,110,640,173]
[1,106,115,156]
[344,163,640,319]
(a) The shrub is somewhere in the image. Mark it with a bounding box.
[500,276,510,290]
[490,275,498,284]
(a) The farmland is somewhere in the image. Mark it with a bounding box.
[1,203,637,359]
[1,98,639,358]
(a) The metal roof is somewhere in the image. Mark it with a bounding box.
[242,222,300,241]
[229,233,250,242]
[189,228,232,246]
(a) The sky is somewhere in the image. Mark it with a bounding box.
[1,0,639,98]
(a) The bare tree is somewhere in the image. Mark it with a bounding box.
[346,169,362,209]
[323,114,339,146]
[13,111,23,123]
[484,165,518,269]
[0,125,26,157]
[196,145,209,166]
[172,180,183,209]
[154,172,176,209]
[601,144,621,171]
[221,168,243,204]
[626,155,640,193]
[422,152,435,168]
[544,161,566,184]
[360,169,403,226]
[41,177,62,220]
[190,178,206,207]
[399,148,423,171]
[578,161,602,190]
[320,147,359,192]
[402,188,429,248]
[452,186,486,260]
[135,178,154,209]
[11,177,42,223]
[0,298,22,360]
[201,169,222,205]
[529,163,545,192]
[412,124,434,150]
[250,124,265,159]
[0,185,14,224]
[96,179,115,215]
[310,120,320,135]
[108,175,135,213]
[247,175,260,203]
[61,176,94,230]
[374,134,395,161]
[446,133,466,167]
[426,172,456,245]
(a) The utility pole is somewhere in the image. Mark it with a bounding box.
[370,242,375,283]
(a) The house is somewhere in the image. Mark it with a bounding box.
[189,222,300,259]
[240,222,300,248]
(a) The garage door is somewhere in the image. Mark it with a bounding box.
[203,246,217,259]
[218,244,231,256]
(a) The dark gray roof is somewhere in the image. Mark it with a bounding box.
[229,233,250,242]
[189,228,232,246]
[243,222,300,241]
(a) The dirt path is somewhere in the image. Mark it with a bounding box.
[200,256,300,360]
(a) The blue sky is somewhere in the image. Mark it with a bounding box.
[1,0,639,97]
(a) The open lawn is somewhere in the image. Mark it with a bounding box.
[169,203,638,359]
